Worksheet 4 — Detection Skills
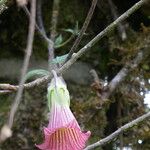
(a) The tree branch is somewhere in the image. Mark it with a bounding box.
[107,0,127,41]
[102,48,150,100]
[23,6,53,46]
[48,0,60,71]
[0,0,149,93]
[66,0,98,62]
[50,0,60,42]
[8,0,36,128]
[0,0,36,143]
[36,0,46,35]
[0,90,12,94]
[84,111,150,150]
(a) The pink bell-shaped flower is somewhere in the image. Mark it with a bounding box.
[36,71,91,150]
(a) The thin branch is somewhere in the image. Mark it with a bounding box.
[8,0,36,130]
[0,0,36,142]
[84,111,150,150]
[50,0,60,42]
[102,49,150,100]
[0,0,148,93]
[23,6,53,46]
[36,0,46,35]
[107,0,127,41]
[48,0,60,71]
[90,69,101,84]
[0,90,12,94]
[54,34,75,49]
[23,4,55,71]
[66,0,98,62]
[0,84,18,91]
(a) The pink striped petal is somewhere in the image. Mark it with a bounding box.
[48,103,80,130]
[36,120,91,150]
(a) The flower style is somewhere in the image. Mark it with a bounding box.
[36,72,91,150]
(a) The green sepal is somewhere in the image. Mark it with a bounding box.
[47,76,70,111]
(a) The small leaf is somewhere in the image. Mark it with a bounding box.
[25,69,49,81]
[50,54,68,64]
[63,29,74,34]
[62,21,79,35]
[54,34,63,47]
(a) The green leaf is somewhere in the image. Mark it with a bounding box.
[54,34,63,47]
[63,29,74,34]
[62,21,79,35]
[50,54,68,64]
[25,69,49,81]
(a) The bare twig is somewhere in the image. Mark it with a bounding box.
[0,84,18,91]
[23,3,55,71]
[84,111,150,150]
[0,0,36,143]
[107,0,127,41]
[23,6,53,46]
[48,0,60,71]
[66,0,98,62]
[36,0,46,35]
[102,49,150,99]
[0,0,148,93]
[55,33,75,49]
[50,0,60,42]
[0,90,12,94]
[8,0,36,130]
[90,69,101,84]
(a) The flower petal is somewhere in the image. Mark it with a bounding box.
[48,104,80,130]
[36,120,91,150]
